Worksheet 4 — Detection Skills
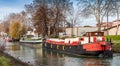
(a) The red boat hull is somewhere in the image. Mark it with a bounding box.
[43,41,113,57]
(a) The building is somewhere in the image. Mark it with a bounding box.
[103,24,120,35]
[66,19,120,36]
[102,19,120,35]
[97,19,120,29]
[65,26,98,36]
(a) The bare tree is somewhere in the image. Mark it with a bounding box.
[78,0,112,31]
[25,0,72,37]
[32,5,49,36]
[0,12,28,38]
[67,4,83,36]
[111,0,120,19]
[110,0,120,35]
[1,20,10,34]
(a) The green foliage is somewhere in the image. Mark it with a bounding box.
[105,35,120,42]
[0,56,12,66]
[51,36,59,38]
[20,25,27,36]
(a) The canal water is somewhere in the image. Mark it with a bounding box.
[2,42,120,66]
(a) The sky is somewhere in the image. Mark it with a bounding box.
[0,0,33,20]
[0,0,117,26]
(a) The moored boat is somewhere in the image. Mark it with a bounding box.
[20,35,42,44]
[43,31,113,57]
[20,39,42,44]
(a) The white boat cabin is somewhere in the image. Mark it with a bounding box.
[46,32,105,45]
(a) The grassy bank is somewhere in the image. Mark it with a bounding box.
[0,41,30,66]
[0,50,30,66]
[105,35,120,53]
[0,56,12,66]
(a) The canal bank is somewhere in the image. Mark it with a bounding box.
[0,51,30,66]
[0,41,32,66]
[112,43,120,53]
[105,35,120,53]
[3,42,43,66]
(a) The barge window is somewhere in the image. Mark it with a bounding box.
[80,38,84,41]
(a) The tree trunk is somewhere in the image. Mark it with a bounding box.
[116,9,119,35]
[98,19,101,31]
[116,25,119,35]
[97,0,101,31]
[71,20,74,37]
[106,11,109,35]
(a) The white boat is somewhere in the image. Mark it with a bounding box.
[19,35,42,44]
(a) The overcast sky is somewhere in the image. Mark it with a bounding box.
[0,0,32,20]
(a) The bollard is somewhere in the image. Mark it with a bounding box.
[106,38,108,42]
[110,38,111,43]
[28,61,30,63]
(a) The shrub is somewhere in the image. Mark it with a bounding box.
[106,35,120,52]
[51,36,59,38]
[112,43,120,53]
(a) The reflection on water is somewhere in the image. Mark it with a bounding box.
[3,42,120,66]
[8,44,20,51]
[42,50,111,66]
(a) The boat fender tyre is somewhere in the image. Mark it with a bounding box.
[98,53,104,58]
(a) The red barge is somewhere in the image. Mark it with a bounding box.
[43,32,113,57]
